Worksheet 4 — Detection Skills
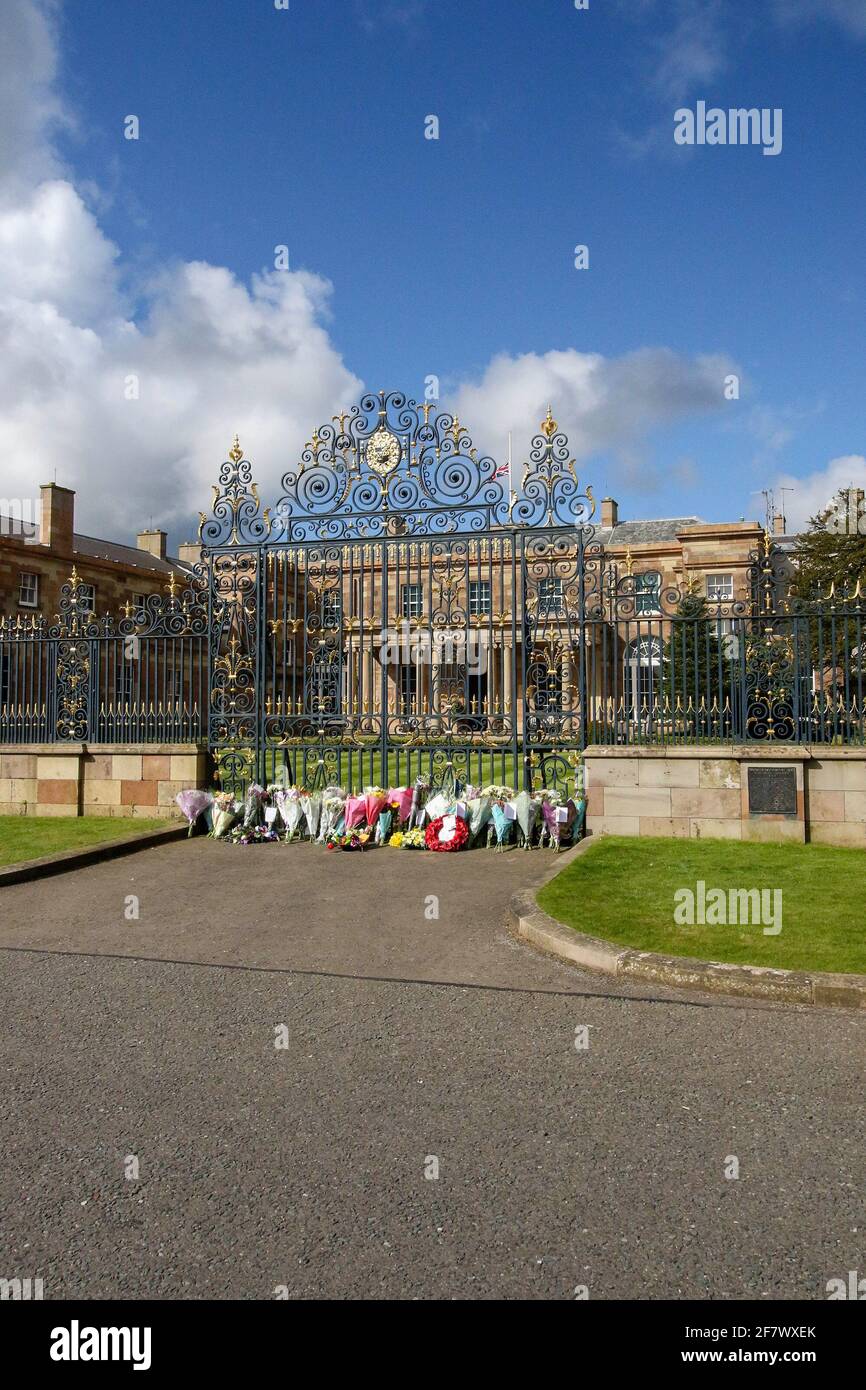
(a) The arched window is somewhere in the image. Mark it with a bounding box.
[625,636,662,718]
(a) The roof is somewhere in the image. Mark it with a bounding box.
[0,517,191,574]
[72,533,191,574]
[0,515,39,540]
[595,517,704,545]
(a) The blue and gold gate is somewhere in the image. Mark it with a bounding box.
[201,392,595,794]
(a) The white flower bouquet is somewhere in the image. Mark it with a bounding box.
[318,787,347,842]
[276,786,305,841]
[300,790,322,840]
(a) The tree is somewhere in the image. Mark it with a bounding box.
[661,592,737,736]
[790,489,866,601]
[788,490,866,683]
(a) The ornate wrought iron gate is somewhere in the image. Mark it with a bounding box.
[3,391,864,766]
[202,393,596,793]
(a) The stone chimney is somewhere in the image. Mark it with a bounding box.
[39,483,75,555]
[773,512,787,535]
[137,529,167,561]
[601,497,619,528]
[177,541,202,567]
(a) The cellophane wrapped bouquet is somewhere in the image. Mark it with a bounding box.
[300,789,322,840]
[364,786,388,831]
[175,789,214,836]
[318,788,347,843]
[482,785,514,851]
[276,786,305,841]
[242,784,268,829]
[407,775,430,829]
[514,789,541,849]
[211,791,239,839]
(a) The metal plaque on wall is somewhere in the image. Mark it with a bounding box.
[747,766,797,817]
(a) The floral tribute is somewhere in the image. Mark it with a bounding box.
[176,772,586,852]
[425,814,469,852]
[325,829,372,852]
[174,789,214,836]
[399,826,427,850]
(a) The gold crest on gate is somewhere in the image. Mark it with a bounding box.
[365,427,401,477]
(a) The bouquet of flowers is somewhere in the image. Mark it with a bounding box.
[573,793,587,842]
[514,789,541,850]
[388,830,404,848]
[242,784,268,829]
[541,794,578,851]
[536,790,559,848]
[400,826,427,849]
[489,800,514,851]
[326,829,372,851]
[466,794,492,846]
[425,814,469,852]
[407,775,430,829]
[175,789,214,837]
[386,787,414,826]
[300,790,322,841]
[318,787,347,843]
[375,807,393,844]
[228,823,279,846]
[364,786,388,829]
[276,786,305,841]
[344,794,367,830]
[210,790,240,839]
[424,789,453,823]
[482,784,514,851]
[265,783,286,828]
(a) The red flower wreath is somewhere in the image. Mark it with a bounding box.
[425,814,469,852]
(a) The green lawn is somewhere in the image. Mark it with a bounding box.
[263,748,523,792]
[0,816,168,867]
[538,835,866,974]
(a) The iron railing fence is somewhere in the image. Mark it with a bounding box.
[5,568,864,758]
[4,396,866,795]
[0,570,208,746]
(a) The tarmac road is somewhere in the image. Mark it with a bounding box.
[0,839,863,1299]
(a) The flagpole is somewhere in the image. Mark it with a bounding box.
[507,431,513,501]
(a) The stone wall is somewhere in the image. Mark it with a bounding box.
[0,744,211,817]
[584,744,866,847]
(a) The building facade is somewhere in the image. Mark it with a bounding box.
[0,483,199,622]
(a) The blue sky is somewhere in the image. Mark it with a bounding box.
[1,0,864,542]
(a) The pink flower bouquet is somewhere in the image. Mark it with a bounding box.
[364,786,388,828]
[175,789,214,836]
[387,787,413,825]
[344,795,367,830]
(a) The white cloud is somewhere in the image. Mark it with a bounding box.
[0,1,361,542]
[773,456,866,532]
[651,0,729,100]
[0,0,66,193]
[0,0,774,548]
[449,347,737,493]
[612,0,730,158]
